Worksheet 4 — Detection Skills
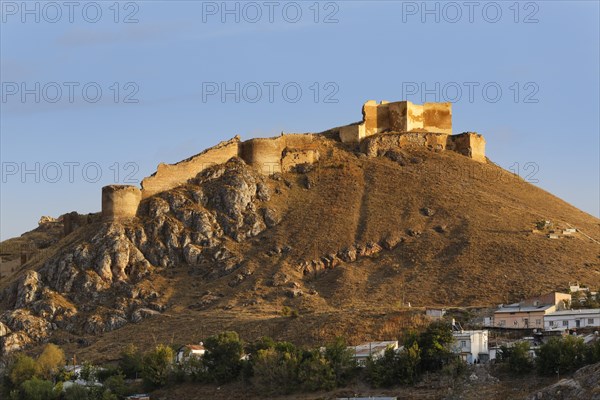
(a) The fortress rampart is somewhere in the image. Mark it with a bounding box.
[340,100,452,143]
[101,99,485,221]
[102,185,142,221]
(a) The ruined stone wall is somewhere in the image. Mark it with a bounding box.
[241,137,285,175]
[423,102,452,134]
[447,133,486,162]
[102,185,142,221]
[141,136,241,198]
[339,100,452,144]
[62,212,100,236]
[281,148,319,172]
[361,132,449,157]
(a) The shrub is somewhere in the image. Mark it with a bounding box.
[141,344,174,388]
[37,344,65,381]
[9,354,40,388]
[203,331,244,384]
[297,350,335,392]
[323,337,357,386]
[64,384,89,400]
[536,335,586,376]
[119,344,143,379]
[252,347,300,394]
[19,377,57,400]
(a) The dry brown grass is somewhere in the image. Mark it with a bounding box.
[2,136,599,366]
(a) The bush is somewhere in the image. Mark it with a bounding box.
[536,335,586,376]
[19,377,57,400]
[37,344,65,381]
[64,384,89,400]
[297,350,335,392]
[497,341,533,374]
[203,331,244,384]
[119,344,143,379]
[141,344,174,388]
[417,321,454,371]
[252,347,300,394]
[323,337,357,386]
[9,354,40,388]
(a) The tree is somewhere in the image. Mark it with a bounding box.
[9,354,40,388]
[297,350,335,392]
[103,373,129,398]
[536,336,586,376]
[37,344,65,381]
[397,341,421,384]
[252,347,300,394]
[202,331,244,384]
[63,384,89,400]
[497,341,533,374]
[119,344,143,379]
[141,344,174,388]
[323,337,356,386]
[418,321,454,371]
[19,377,57,400]
[365,348,398,387]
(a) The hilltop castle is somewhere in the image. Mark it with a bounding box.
[101,100,486,221]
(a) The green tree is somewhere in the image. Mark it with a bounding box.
[19,377,57,400]
[418,321,454,371]
[252,347,300,394]
[103,373,129,398]
[365,348,398,387]
[202,331,244,384]
[141,344,174,388]
[9,354,40,388]
[536,336,586,376]
[297,350,335,392]
[63,384,89,400]
[397,341,421,384]
[323,337,356,386]
[37,344,65,381]
[79,361,97,382]
[119,344,143,379]
[507,342,533,374]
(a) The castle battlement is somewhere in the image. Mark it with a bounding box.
[339,100,452,143]
[101,99,485,221]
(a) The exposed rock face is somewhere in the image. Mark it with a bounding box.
[527,362,600,400]
[0,158,276,356]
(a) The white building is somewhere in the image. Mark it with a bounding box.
[176,344,206,363]
[544,309,600,331]
[451,330,490,364]
[348,341,399,366]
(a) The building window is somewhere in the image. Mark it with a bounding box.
[562,320,568,327]
[588,318,594,325]
[499,320,506,327]
[549,321,555,327]
[461,341,467,349]
[514,320,518,326]
[536,319,541,326]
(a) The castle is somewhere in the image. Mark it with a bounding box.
[101,99,486,221]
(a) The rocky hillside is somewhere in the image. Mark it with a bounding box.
[1,133,599,360]
[527,362,600,400]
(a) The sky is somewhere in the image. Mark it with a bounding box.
[1,0,599,240]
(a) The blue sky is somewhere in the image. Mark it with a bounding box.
[1,0,599,240]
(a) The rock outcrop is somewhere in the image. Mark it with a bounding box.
[0,157,278,356]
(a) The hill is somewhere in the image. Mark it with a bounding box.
[0,109,599,362]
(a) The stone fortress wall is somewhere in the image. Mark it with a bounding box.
[102,99,485,221]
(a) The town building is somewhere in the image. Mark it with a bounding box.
[176,344,205,363]
[451,330,490,364]
[490,292,571,329]
[348,341,399,366]
[544,309,600,331]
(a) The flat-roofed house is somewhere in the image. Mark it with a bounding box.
[544,309,600,331]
